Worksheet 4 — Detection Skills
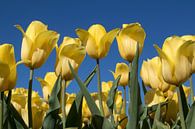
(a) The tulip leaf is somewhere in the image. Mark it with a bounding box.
[142,80,147,95]
[139,107,151,129]
[66,66,97,128]
[107,75,121,110]
[127,45,142,129]
[177,85,188,129]
[69,62,101,116]
[152,104,161,129]
[91,115,114,129]
[186,102,195,129]
[42,75,62,129]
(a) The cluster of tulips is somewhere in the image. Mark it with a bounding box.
[0,20,195,129]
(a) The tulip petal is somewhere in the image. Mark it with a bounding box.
[15,25,34,62]
[88,24,106,45]
[75,28,89,46]
[31,48,46,68]
[98,28,120,58]
[26,21,48,41]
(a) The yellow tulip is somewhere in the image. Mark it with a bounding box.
[116,23,146,62]
[180,35,195,73]
[10,88,48,129]
[140,57,175,92]
[55,37,86,81]
[114,113,127,129]
[0,44,17,92]
[65,93,76,116]
[111,63,129,87]
[145,86,190,122]
[76,24,120,59]
[154,36,192,85]
[102,81,113,93]
[37,72,57,100]
[15,20,59,69]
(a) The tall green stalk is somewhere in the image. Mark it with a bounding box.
[190,76,194,104]
[0,92,4,129]
[61,79,67,129]
[28,69,34,129]
[96,59,104,116]
[123,86,126,114]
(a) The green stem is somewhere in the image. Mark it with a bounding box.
[6,90,12,104]
[28,69,34,129]
[0,92,4,129]
[128,63,132,115]
[190,76,194,104]
[177,86,187,129]
[61,79,67,129]
[96,59,104,116]
[123,86,126,114]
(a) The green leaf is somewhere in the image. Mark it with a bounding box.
[69,62,101,116]
[152,104,161,129]
[142,80,147,95]
[177,86,188,129]
[91,115,114,129]
[107,75,121,110]
[186,102,195,129]
[42,75,62,129]
[155,120,169,129]
[66,66,97,128]
[127,45,142,129]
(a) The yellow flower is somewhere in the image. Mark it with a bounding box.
[15,20,59,69]
[180,35,195,73]
[55,37,86,81]
[0,44,17,92]
[37,72,57,100]
[145,86,190,122]
[102,81,113,93]
[65,93,76,116]
[76,24,120,59]
[10,88,48,129]
[140,57,175,92]
[114,113,127,129]
[116,23,146,62]
[111,63,129,87]
[154,36,192,85]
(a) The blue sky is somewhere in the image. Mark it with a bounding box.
[0,0,195,98]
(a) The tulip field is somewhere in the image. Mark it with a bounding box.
[0,20,195,129]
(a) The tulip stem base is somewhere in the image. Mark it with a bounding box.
[190,76,194,104]
[61,79,67,129]
[28,69,34,129]
[0,92,4,129]
[96,59,104,116]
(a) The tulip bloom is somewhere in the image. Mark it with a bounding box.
[111,63,129,87]
[55,37,86,81]
[15,21,59,69]
[140,57,174,92]
[37,72,57,100]
[116,23,146,62]
[76,24,119,59]
[0,44,17,92]
[154,36,192,85]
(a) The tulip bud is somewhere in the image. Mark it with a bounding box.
[76,24,120,59]
[55,37,86,81]
[111,63,129,87]
[0,44,17,92]
[15,20,59,69]
[116,23,146,62]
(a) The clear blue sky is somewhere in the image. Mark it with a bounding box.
[0,0,195,97]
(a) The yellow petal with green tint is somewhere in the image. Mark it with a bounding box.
[76,28,98,59]
[88,24,106,45]
[15,25,34,62]
[121,23,146,48]
[26,21,48,41]
[98,28,120,58]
